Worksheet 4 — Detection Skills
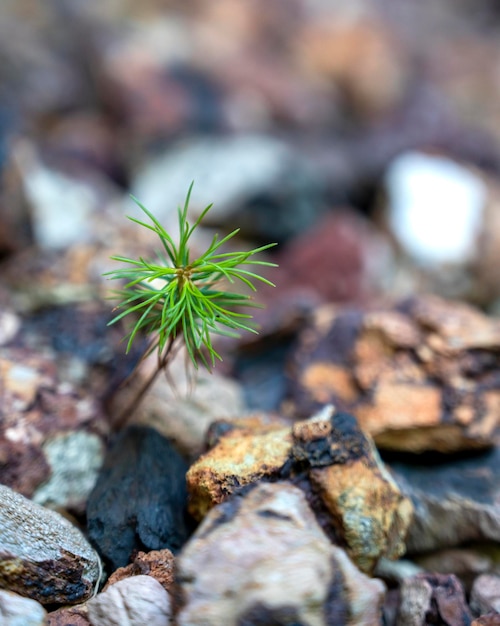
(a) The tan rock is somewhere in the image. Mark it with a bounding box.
[178,482,386,626]
[187,422,292,520]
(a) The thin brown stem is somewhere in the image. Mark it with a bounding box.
[111,335,177,431]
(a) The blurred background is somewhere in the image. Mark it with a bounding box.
[1,0,500,407]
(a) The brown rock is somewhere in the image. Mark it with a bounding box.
[104,549,175,593]
[473,616,500,626]
[471,575,500,616]
[47,605,90,626]
[287,295,500,453]
[177,482,386,626]
[397,573,473,626]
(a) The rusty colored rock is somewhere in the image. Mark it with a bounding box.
[177,482,386,626]
[104,549,175,594]
[397,573,473,626]
[186,419,292,521]
[287,295,500,453]
[293,412,413,574]
[47,605,91,626]
[0,484,101,606]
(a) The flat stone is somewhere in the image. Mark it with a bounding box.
[390,446,500,553]
[87,425,189,571]
[286,295,500,453]
[87,575,171,626]
[0,484,101,605]
[177,482,386,626]
[0,590,47,626]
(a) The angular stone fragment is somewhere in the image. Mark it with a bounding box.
[471,575,500,616]
[177,482,386,626]
[186,414,293,520]
[397,573,472,626]
[390,446,500,553]
[0,484,101,605]
[47,605,90,626]
[88,575,171,626]
[104,549,175,593]
[0,589,47,626]
[287,295,500,453]
[87,425,189,571]
[293,412,413,573]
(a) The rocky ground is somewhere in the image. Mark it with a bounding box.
[2,1,500,625]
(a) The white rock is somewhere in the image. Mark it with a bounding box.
[0,589,47,626]
[87,575,171,626]
[385,151,486,266]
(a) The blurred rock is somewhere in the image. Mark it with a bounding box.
[0,309,20,346]
[286,295,500,453]
[471,575,500,616]
[415,548,492,592]
[390,446,500,553]
[0,484,101,605]
[0,347,107,511]
[86,425,190,571]
[88,575,171,626]
[104,549,175,594]
[111,348,245,458]
[187,409,412,574]
[130,135,322,242]
[473,616,500,626]
[47,605,90,626]
[177,482,386,626]
[397,573,472,626]
[0,589,47,626]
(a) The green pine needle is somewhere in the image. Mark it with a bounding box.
[105,182,277,371]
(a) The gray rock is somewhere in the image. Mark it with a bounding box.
[87,575,171,626]
[471,574,500,616]
[0,484,102,605]
[0,590,47,626]
[390,447,500,553]
[177,482,385,626]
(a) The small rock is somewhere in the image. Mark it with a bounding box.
[286,295,500,454]
[473,615,500,626]
[87,575,171,626]
[0,589,47,626]
[415,548,492,591]
[0,484,101,605]
[471,575,500,616]
[390,446,500,553]
[397,573,472,626]
[104,549,175,593]
[47,605,90,626]
[177,482,386,626]
[87,425,190,571]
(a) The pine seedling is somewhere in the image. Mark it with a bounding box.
[105,183,277,424]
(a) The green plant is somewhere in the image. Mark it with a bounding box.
[106,183,277,424]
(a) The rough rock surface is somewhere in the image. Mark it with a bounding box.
[0,589,47,626]
[471,575,500,616]
[87,425,190,571]
[187,409,412,573]
[286,295,500,453]
[0,484,101,605]
[87,575,171,626]
[104,549,175,593]
[397,573,473,626]
[390,446,500,553]
[177,482,386,626]
[47,605,90,626]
